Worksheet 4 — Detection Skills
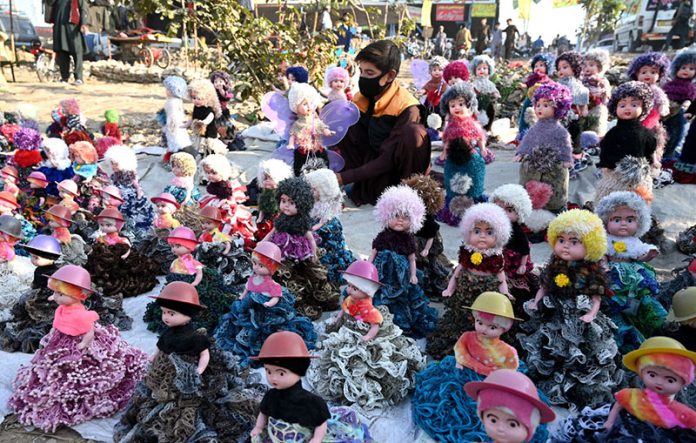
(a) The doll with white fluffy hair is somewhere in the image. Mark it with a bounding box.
[368,185,438,338]
[287,83,335,176]
[38,138,75,197]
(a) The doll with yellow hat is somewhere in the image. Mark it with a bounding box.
[518,209,623,411]
[413,291,551,442]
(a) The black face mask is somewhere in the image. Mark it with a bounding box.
[359,73,391,99]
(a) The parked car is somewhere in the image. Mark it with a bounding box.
[588,37,615,52]
[0,10,41,51]
[614,0,691,51]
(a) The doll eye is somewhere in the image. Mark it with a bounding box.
[666,377,677,384]
[489,325,497,330]
[473,228,481,234]
[508,419,520,428]
[486,229,494,236]
[647,371,656,378]
[627,217,635,223]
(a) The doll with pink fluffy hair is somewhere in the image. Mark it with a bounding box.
[324,66,352,102]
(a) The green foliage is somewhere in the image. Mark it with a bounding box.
[579,0,626,41]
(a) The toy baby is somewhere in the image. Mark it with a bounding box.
[254,159,293,242]
[160,75,192,162]
[470,54,501,131]
[555,51,590,152]
[187,78,227,156]
[517,53,555,141]
[163,152,202,206]
[581,48,612,136]
[324,66,352,102]
[150,192,181,229]
[421,56,449,114]
[663,48,696,161]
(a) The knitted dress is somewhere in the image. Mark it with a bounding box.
[641,84,669,164]
[558,76,590,152]
[661,77,696,160]
[415,213,453,301]
[371,229,438,338]
[505,221,540,317]
[9,304,147,432]
[518,73,551,141]
[517,256,623,410]
[196,228,253,289]
[200,179,257,250]
[581,74,611,136]
[472,76,500,130]
[315,217,355,286]
[111,170,156,238]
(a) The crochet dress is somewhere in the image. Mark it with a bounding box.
[505,222,540,315]
[315,216,355,286]
[518,73,551,140]
[581,74,611,136]
[517,256,623,410]
[114,327,267,442]
[427,245,504,360]
[196,228,253,289]
[200,180,256,249]
[558,76,590,152]
[662,78,696,160]
[0,249,33,317]
[111,170,156,237]
[163,176,202,206]
[642,84,669,162]
[9,304,148,432]
[214,276,317,367]
[310,304,426,411]
[472,76,500,130]
[255,188,278,242]
[371,229,438,338]
[290,116,331,176]
[604,235,666,353]
[415,213,453,301]
[143,254,235,334]
[412,331,550,443]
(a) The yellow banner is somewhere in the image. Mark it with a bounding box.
[552,0,578,7]
[472,3,497,17]
[518,0,531,19]
[421,0,432,28]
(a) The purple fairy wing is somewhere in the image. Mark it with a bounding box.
[326,149,345,172]
[270,145,295,165]
[319,99,360,147]
[261,91,296,140]
[411,59,431,90]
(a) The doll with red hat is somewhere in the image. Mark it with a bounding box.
[310,259,425,411]
[44,204,88,266]
[116,281,267,442]
[196,205,253,288]
[0,190,36,254]
[8,265,147,432]
[250,331,371,442]
[143,226,235,333]
[214,241,316,366]
[85,207,158,298]
[151,192,181,230]
[0,164,19,196]
[465,369,556,443]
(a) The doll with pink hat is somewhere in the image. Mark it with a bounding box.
[96,184,125,210]
[116,281,267,442]
[151,192,181,229]
[143,226,235,333]
[0,164,19,196]
[310,259,425,411]
[214,241,316,367]
[56,179,80,215]
[44,204,88,266]
[8,265,148,432]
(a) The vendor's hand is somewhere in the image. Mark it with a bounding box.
[516,264,527,275]
[580,312,596,323]
[563,161,572,168]
[409,274,418,285]
[420,248,430,258]
[513,154,523,162]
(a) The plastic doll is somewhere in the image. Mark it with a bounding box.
[304,168,354,286]
[464,369,556,443]
[490,184,539,314]
[442,59,470,86]
[143,226,235,334]
[69,141,106,217]
[515,82,573,213]
[517,53,555,141]
[250,331,371,442]
[670,118,696,183]
[20,171,50,228]
[214,242,316,367]
[427,203,512,360]
[104,144,156,237]
[44,204,88,267]
[163,151,202,206]
[160,75,192,162]
[310,259,426,410]
[555,51,590,152]
[595,81,657,204]
[0,214,21,263]
[11,127,44,188]
[210,70,238,143]
[0,191,36,249]
[37,138,74,196]
[581,48,612,136]
[254,159,293,242]
[102,109,122,143]
[262,176,338,320]
[95,134,119,159]
[8,265,147,432]
[518,209,622,410]
[285,65,309,88]
[0,235,61,353]
[663,48,696,162]
[115,281,266,442]
[151,192,181,229]
[436,81,488,226]
[421,56,449,114]
[471,54,501,131]
[414,292,551,443]
[97,184,124,209]
[1,165,19,196]
[188,78,227,156]
[56,179,80,215]
[59,98,93,145]
[324,66,352,102]
[369,185,438,338]
[426,113,442,142]
[199,153,256,248]
[402,173,452,301]
[0,214,33,317]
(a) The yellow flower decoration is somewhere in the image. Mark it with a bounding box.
[613,241,627,253]
[554,273,570,288]
[470,252,483,266]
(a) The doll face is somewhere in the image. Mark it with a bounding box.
[431,65,443,80]
[556,60,574,79]
[156,201,175,214]
[0,172,15,183]
[279,194,298,216]
[202,219,218,232]
[388,212,412,232]
[447,77,464,86]
[554,232,587,261]
[264,363,302,390]
[616,97,643,120]
[30,254,54,267]
[170,242,192,256]
[160,306,192,328]
[640,365,685,396]
[0,202,13,215]
[482,408,529,443]
[213,77,226,91]
[606,205,639,237]
[583,60,600,77]
[49,291,79,306]
[493,199,519,223]
[637,65,660,85]
[331,78,346,92]
[98,218,119,234]
[476,63,490,78]
[533,60,547,75]
[346,283,369,300]
[262,173,277,190]
[171,164,183,177]
[449,97,471,118]
[190,92,206,107]
[48,218,62,229]
[252,255,272,277]
[287,73,296,84]
[677,63,696,80]
[534,98,556,120]
[203,165,222,183]
[469,221,497,251]
[474,315,507,339]
[59,190,73,200]
[295,99,311,116]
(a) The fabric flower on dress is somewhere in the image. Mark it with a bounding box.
[555,273,570,287]
[471,252,483,266]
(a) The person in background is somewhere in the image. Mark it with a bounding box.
[50,0,90,85]
[434,25,448,57]
[490,22,503,60]
[503,18,520,61]
[320,6,333,32]
[336,13,355,52]
[475,18,491,55]
[665,0,693,50]
[532,35,544,54]
[455,23,472,57]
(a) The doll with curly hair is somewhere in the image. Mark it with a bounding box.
[519,209,622,410]
[164,152,201,206]
[402,174,451,301]
[187,79,227,157]
[470,55,501,131]
[555,51,590,152]
[262,177,339,320]
[443,59,470,86]
[581,48,612,137]
[254,159,293,242]
[210,71,236,139]
[515,82,573,213]
[369,186,438,338]
[517,53,555,141]
[663,48,696,162]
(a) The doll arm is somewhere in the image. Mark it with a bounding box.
[362,323,380,342]
[368,248,377,262]
[604,401,623,429]
[332,309,344,325]
[312,218,328,232]
[150,348,160,362]
[77,325,95,350]
[196,348,210,374]
[120,238,132,259]
[408,253,418,284]
[222,241,232,255]
[497,270,512,300]
[443,265,462,297]
[251,412,268,437]
[133,176,144,199]
[580,295,601,323]
[517,255,529,274]
[309,421,328,443]
[192,268,203,287]
[528,286,546,310]
[201,112,215,125]
[420,237,434,257]
[261,228,275,243]
[263,296,280,308]
[306,231,317,257]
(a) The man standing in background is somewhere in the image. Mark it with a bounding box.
[502,18,519,60]
[50,0,90,85]
[475,18,490,55]
[490,21,502,60]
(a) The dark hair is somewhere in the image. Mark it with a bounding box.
[507,18,512,22]
[449,138,474,165]
[356,40,401,75]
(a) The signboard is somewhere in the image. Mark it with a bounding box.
[436,4,465,21]
[471,3,496,17]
